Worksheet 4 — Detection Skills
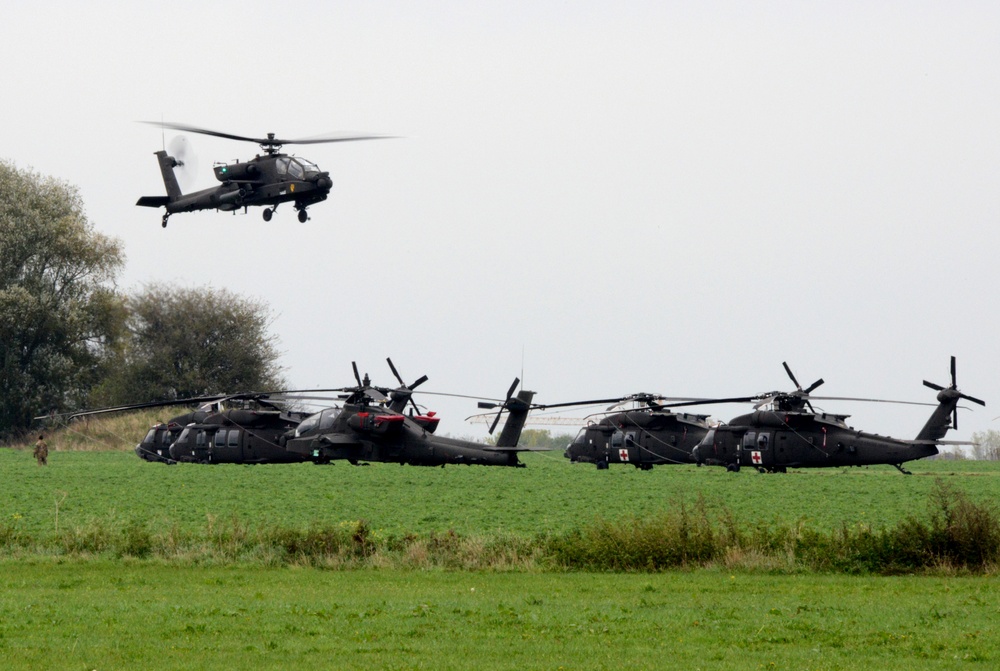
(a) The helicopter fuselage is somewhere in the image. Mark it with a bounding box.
[691,410,938,472]
[565,410,711,469]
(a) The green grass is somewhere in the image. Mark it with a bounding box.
[2,447,999,538]
[1,562,997,670]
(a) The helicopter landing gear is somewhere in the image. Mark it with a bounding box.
[891,463,913,475]
[161,213,170,228]
[296,207,309,223]
[726,463,741,473]
[262,208,273,222]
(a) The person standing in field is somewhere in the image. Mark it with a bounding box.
[33,434,49,466]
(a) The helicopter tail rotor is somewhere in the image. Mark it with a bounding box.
[922,356,985,431]
[167,135,199,191]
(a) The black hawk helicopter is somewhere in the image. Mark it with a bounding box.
[136,121,389,227]
[283,367,548,468]
[534,393,712,469]
[56,391,319,465]
[674,358,984,474]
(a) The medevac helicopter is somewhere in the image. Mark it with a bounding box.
[665,359,984,474]
[136,121,390,227]
[561,394,713,469]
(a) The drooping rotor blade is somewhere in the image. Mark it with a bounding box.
[923,380,946,392]
[951,355,957,388]
[387,357,405,387]
[352,361,363,388]
[808,395,937,407]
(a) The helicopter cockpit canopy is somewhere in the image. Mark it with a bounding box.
[295,407,342,437]
[276,157,321,180]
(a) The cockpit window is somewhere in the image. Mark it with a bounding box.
[699,429,716,447]
[572,428,588,444]
[143,429,157,444]
[276,157,290,176]
[287,160,304,180]
[294,158,320,178]
[318,407,341,431]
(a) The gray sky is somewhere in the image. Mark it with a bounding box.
[3,1,999,441]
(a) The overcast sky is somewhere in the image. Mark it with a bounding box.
[3,2,999,441]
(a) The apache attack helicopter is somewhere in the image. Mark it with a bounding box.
[673,358,984,474]
[283,369,549,467]
[559,394,712,469]
[136,121,389,227]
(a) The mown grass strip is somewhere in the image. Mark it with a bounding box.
[1,563,996,670]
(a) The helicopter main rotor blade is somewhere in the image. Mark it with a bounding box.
[352,362,363,388]
[923,380,946,392]
[140,121,390,147]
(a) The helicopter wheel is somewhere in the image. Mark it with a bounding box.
[262,208,273,222]
[161,214,169,228]
[297,208,308,223]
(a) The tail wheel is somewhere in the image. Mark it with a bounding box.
[262,208,273,222]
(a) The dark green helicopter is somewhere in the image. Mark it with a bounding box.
[137,121,389,227]
[677,358,984,474]
[554,393,712,469]
[283,368,546,468]
[60,392,319,464]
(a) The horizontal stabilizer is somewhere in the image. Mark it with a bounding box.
[136,196,170,208]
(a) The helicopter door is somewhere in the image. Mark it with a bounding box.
[743,431,772,468]
[611,430,633,463]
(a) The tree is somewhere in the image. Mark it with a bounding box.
[94,283,286,404]
[0,160,126,438]
[970,431,1000,461]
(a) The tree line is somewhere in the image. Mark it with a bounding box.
[1,161,283,440]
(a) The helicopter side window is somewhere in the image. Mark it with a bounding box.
[625,432,637,447]
[287,160,305,180]
[196,431,207,448]
[276,157,290,176]
[611,431,624,448]
[296,413,321,436]
[757,433,770,450]
[214,431,226,448]
[228,430,240,447]
[742,432,757,449]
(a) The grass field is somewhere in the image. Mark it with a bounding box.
[3,435,1000,668]
[2,562,997,670]
[2,446,999,538]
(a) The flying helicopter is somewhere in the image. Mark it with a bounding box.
[671,358,984,474]
[136,121,390,227]
[283,369,549,468]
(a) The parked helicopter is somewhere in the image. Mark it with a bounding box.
[283,373,548,467]
[560,394,712,469]
[674,359,984,474]
[136,121,389,227]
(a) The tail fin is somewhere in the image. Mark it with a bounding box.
[915,390,962,443]
[915,356,985,442]
[136,151,182,207]
[496,390,535,447]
